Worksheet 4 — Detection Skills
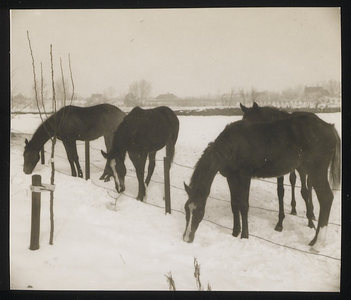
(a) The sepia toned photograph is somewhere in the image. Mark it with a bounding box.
[10,8,341,291]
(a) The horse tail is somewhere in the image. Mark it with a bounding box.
[165,108,179,164]
[329,124,341,190]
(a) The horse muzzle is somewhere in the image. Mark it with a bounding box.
[23,166,33,175]
[183,231,195,243]
[115,179,125,194]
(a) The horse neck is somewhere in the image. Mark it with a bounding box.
[190,146,221,201]
[30,119,55,150]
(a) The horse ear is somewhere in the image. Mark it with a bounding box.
[253,102,259,109]
[101,150,108,159]
[184,182,192,196]
[240,103,248,113]
[25,138,29,145]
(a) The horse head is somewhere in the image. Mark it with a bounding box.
[101,149,126,193]
[23,139,40,174]
[183,182,205,243]
[240,102,261,120]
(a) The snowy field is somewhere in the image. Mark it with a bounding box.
[10,112,341,291]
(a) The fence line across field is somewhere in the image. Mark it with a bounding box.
[10,142,341,260]
[12,127,342,255]
[100,183,340,262]
[12,126,341,224]
[31,136,341,227]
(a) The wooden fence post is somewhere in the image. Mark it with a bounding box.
[40,147,45,165]
[164,156,171,214]
[30,174,41,250]
[85,141,90,180]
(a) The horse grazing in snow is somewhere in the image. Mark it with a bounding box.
[23,104,125,180]
[101,106,179,201]
[183,112,340,252]
[240,102,316,231]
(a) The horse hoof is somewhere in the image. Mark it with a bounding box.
[232,230,241,237]
[275,225,283,232]
[309,247,319,254]
[308,238,317,247]
[104,177,110,182]
[308,222,316,229]
[290,210,297,215]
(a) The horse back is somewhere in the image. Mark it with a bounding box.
[54,104,125,140]
[117,106,179,152]
[218,114,338,178]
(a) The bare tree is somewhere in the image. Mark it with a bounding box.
[27,31,74,245]
[139,79,151,101]
[105,86,116,100]
[128,79,152,105]
[250,87,258,103]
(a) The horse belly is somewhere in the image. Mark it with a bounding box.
[237,150,302,179]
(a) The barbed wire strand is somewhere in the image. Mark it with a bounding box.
[11,143,341,261]
[13,130,341,226]
[98,182,340,261]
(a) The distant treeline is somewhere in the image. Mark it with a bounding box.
[174,106,341,116]
[12,106,340,117]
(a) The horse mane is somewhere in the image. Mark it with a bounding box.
[189,136,232,190]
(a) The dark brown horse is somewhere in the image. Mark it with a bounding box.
[183,113,340,252]
[240,102,316,231]
[23,104,125,179]
[102,106,179,201]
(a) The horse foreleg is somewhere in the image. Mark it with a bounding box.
[227,176,241,237]
[130,152,147,201]
[275,176,285,232]
[100,134,114,181]
[63,140,80,177]
[71,142,83,178]
[308,172,333,252]
[227,174,251,239]
[289,171,297,215]
[145,152,156,186]
[239,176,251,239]
[99,160,112,182]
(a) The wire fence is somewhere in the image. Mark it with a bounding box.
[11,127,341,261]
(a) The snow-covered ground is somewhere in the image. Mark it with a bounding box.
[10,112,341,291]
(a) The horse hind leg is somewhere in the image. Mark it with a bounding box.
[145,151,156,186]
[165,124,178,169]
[300,173,315,229]
[289,171,297,215]
[275,176,285,232]
[308,172,333,252]
[307,176,316,220]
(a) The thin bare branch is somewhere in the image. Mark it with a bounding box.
[68,53,75,104]
[40,62,48,119]
[50,44,56,115]
[165,272,176,291]
[60,57,67,108]
[27,31,44,123]
[27,31,51,137]
[49,43,57,246]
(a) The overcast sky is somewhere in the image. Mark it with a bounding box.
[11,8,341,99]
